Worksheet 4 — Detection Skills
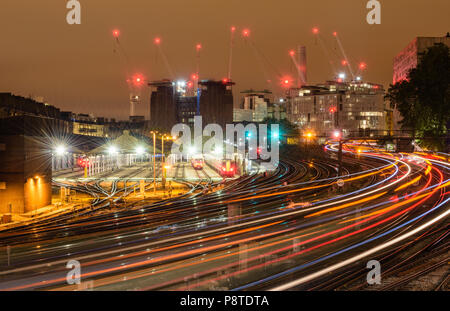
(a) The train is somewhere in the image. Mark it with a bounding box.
[191,156,204,170]
[207,157,236,178]
[218,159,236,177]
[192,155,237,177]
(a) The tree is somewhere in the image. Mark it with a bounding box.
[386,43,450,150]
[261,117,299,137]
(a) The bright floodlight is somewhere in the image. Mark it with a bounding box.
[188,146,196,154]
[214,147,223,155]
[338,73,346,79]
[279,98,284,103]
[177,80,186,87]
[55,145,66,156]
[108,145,118,155]
[135,146,145,155]
[356,76,362,81]
[333,131,341,139]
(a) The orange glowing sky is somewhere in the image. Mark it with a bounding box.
[0,0,449,119]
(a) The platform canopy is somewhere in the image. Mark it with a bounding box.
[88,130,160,155]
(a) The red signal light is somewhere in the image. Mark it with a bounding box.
[154,37,161,45]
[312,27,319,35]
[242,29,250,37]
[231,26,236,32]
[359,62,367,70]
[289,50,295,57]
[341,60,348,66]
[333,31,338,37]
[196,44,202,51]
[112,29,120,38]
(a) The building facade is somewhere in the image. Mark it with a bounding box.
[393,34,450,84]
[241,90,271,122]
[198,80,234,129]
[0,116,56,214]
[287,81,387,138]
[148,80,178,132]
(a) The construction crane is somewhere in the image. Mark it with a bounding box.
[154,37,175,80]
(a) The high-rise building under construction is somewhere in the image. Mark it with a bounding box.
[148,79,234,132]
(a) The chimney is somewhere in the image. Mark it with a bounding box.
[298,46,307,85]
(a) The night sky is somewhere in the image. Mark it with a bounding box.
[0,0,449,120]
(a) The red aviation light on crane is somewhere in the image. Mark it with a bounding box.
[312,27,319,35]
[333,31,338,37]
[231,26,236,32]
[359,62,367,70]
[196,43,202,51]
[191,74,198,80]
[289,50,295,57]
[242,29,250,37]
[281,76,293,88]
[154,37,161,45]
[341,60,348,66]
[112,29,120,38]
[132,74,145,87]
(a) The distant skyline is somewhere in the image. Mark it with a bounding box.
[0,0,449,120]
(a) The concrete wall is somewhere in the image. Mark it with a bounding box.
[0,116,54,214]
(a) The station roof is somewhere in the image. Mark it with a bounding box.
[89,130,160,155]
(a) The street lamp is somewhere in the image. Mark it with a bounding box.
[108,145,118,155]
[55,145,66,156]
[135,146,145,155]
[150,131,158,193]
[160,134,172,190]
